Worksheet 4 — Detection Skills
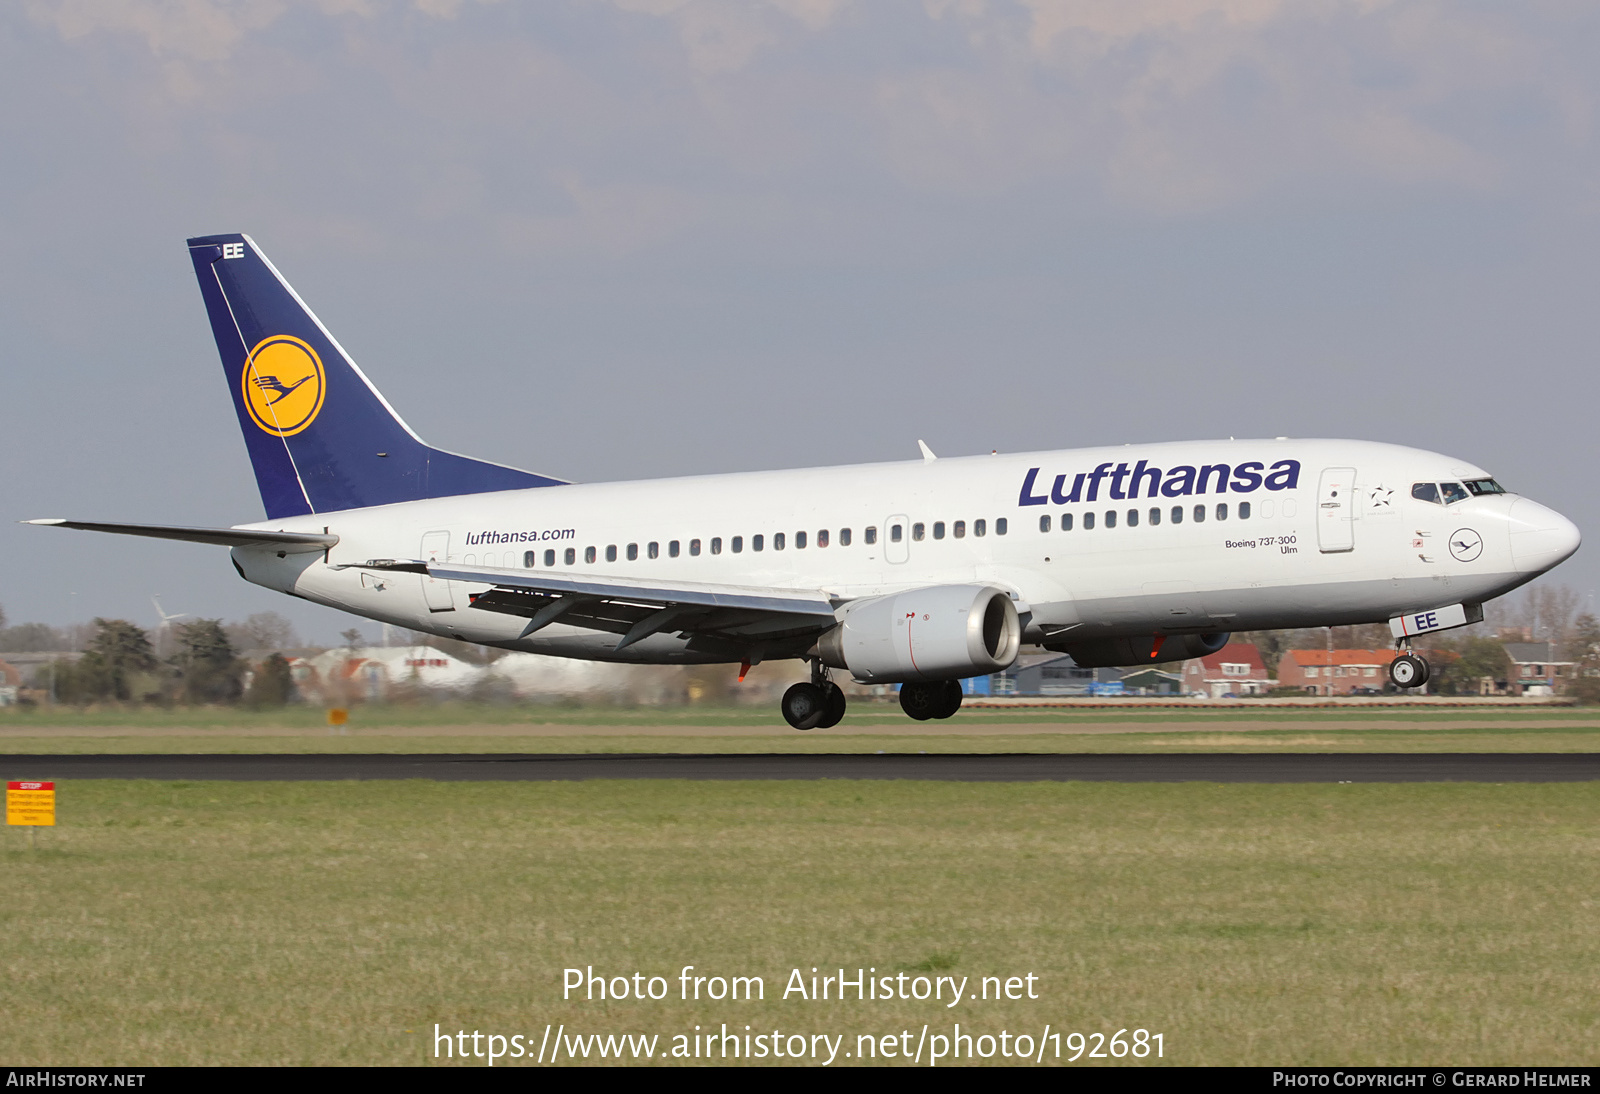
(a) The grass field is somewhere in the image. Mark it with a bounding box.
[2,779,1597,1066]
[3,702,1599,754]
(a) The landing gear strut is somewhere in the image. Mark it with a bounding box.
[1389,641,1431,689]
[900,679,963,721]
[782,661,847,730]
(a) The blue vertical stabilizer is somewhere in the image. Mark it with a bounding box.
[187,233,564,519]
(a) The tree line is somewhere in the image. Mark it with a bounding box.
[0,606,297,707]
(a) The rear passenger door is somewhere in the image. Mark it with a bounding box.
[420,531,454,611]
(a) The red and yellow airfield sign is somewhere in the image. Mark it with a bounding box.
[7,781,56,827]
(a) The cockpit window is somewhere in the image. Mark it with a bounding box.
[1464,478,1506,496]
[1440,482,1469,505]
[1411,482,1440,504]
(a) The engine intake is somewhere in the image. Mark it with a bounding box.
[1046,632,1230,668]
[818,584,1022,683]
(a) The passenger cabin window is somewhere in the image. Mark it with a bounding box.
[545,549,556,567]
[585,546,597,563]
[524,551,536,568]
[953,521,966,539]
[890,525,902,543]
[1193,505,1205,523]
[996,518,1007,535]
[626,543,638,561]
[1216,504,1228,521]
[565,547,576,565]
[1040,515,1052,533]
[1105,510,1117,529]
[1238,502,1251,519]
[732,536,743,553]
[840,528,852,546]
[796,531,808,549]
[1127,509,1139,527]
[975,519,986,537]
[1171,506,1182,525]
[669,540,680,558]
[690,539,702,556]
[775,532,786,550]
[1440,482,1469,505]
[753,534,764,552]
[1411,482,1440,504]
[1060,513,1072,531]
[606,545,617,562]
[1149,507,1161,526]
[912,523,925,541]
[648,542,659,559]
[933,522,945,540]
[865,526,877,545]
[1464,478,1506,496]
[1084,512,1096,530]
[710,537,722,555]
[817,530,828,548]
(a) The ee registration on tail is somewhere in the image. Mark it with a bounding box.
[28,235,1581,728]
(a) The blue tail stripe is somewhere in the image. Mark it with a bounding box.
[186,234,565,519]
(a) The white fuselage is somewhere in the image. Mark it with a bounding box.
[229,438,1579,665]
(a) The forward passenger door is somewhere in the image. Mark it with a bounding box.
[1316,468,1356,553]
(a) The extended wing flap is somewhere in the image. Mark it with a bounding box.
[355,558,839,647]
[359,558,839,618]
[25,519,338,553]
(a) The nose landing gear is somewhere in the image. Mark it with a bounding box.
[1388,642,1431,689]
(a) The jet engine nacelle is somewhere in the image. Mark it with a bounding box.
[1046,632,1231,668]
[817,584,1022,683]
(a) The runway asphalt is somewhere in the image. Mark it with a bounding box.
[2,753,1598,782]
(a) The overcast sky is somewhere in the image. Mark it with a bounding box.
[3,0,1598,644]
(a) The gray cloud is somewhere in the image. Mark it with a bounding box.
[4,0,1599,641]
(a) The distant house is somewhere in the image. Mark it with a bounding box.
[0,658,20,706]
[1181,643,1273,697]
[1119,667,1185,695]
[1278,649,1392,695]
[993,655,1126,696]
[1501,642,1573,697]
[288,646,484,702]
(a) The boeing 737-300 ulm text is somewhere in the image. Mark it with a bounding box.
[27,235,1582,727]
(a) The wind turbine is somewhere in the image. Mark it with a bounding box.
[151,595,188,657]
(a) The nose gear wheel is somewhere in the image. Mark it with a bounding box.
[1388,653,1430,689]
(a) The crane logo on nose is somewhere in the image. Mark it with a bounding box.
[1449,528,1483,563]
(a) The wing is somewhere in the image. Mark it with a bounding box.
[356,558,840,655]
[24,519,337,553]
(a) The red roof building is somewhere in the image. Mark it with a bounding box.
[1181,643,1274,697]
[1278,649,1394,695]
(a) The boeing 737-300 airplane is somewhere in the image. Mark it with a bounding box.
[27,235,1583,727]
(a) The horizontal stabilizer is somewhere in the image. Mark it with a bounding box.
[24,519,337,553]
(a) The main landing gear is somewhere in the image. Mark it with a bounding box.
[779,665,968,729]
[899,679,963,721]
[782,661,847,731]
[1388,641,1431,689]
